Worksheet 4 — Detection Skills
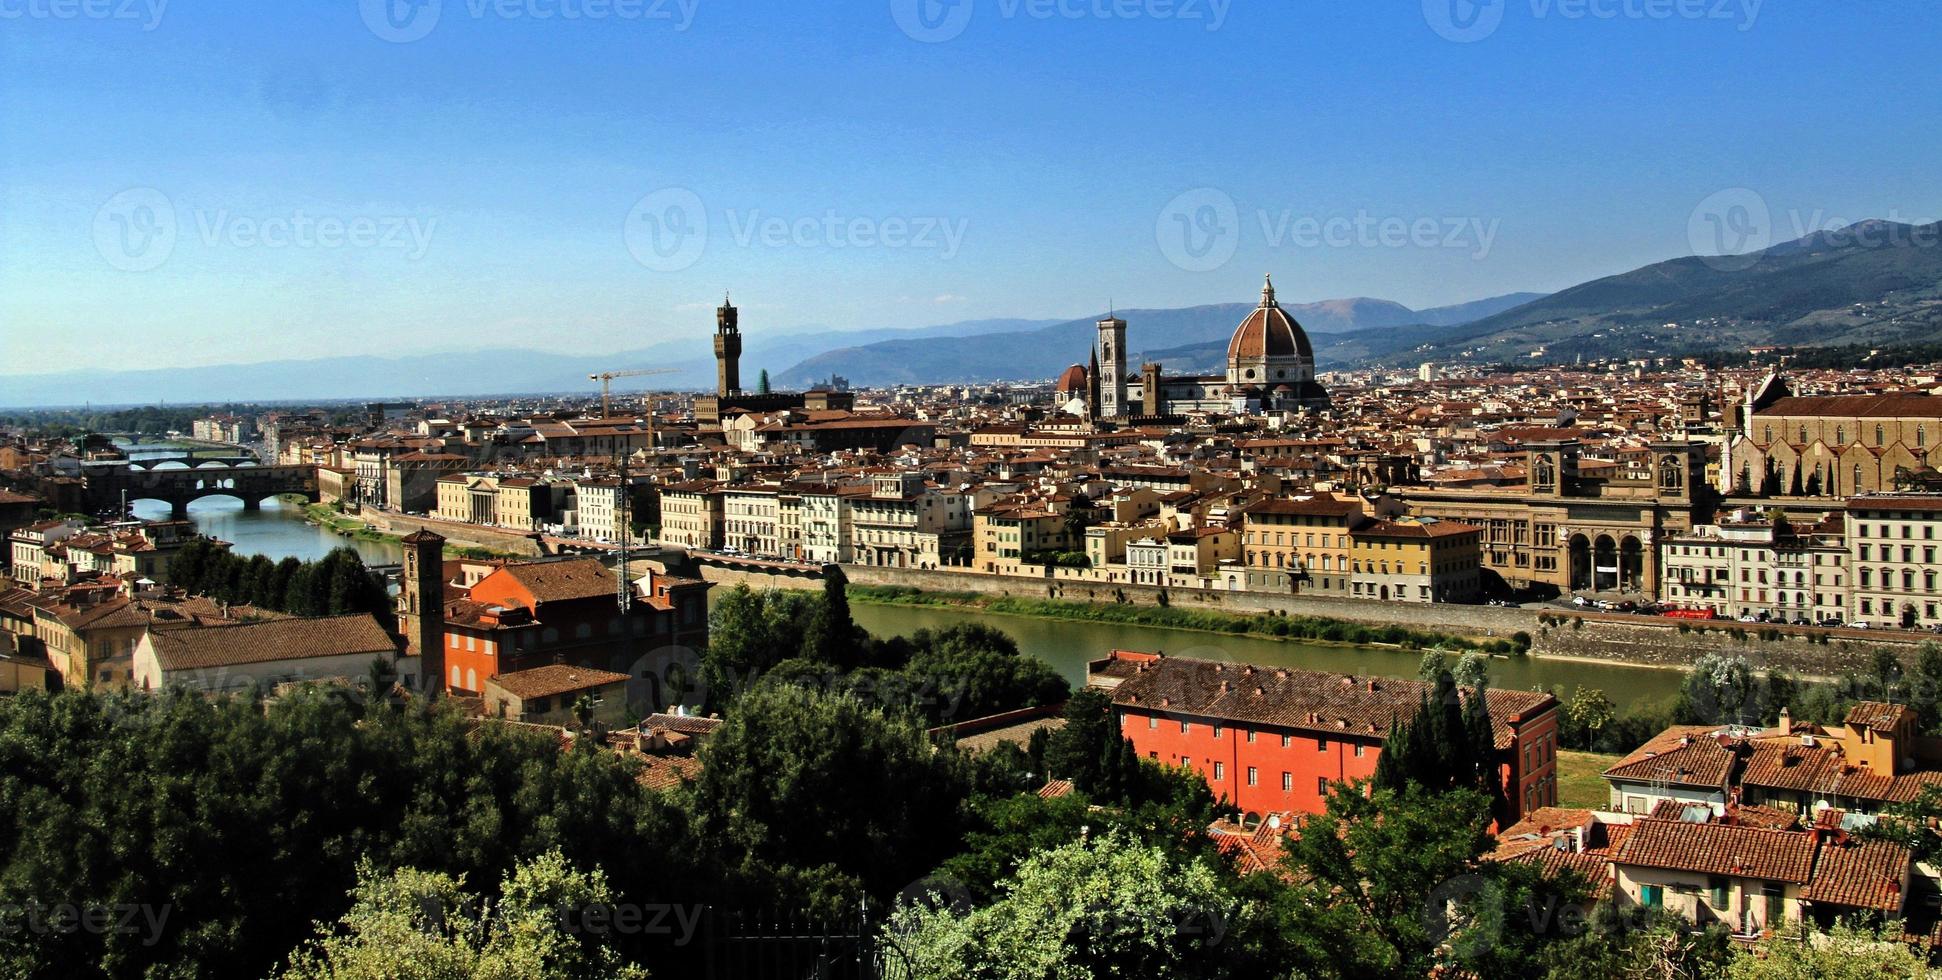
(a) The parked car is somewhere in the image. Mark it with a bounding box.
[1847,621,1872,629]
[1571,595,1590,607]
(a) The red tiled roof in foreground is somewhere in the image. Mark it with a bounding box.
[1613,818,1816,884]
[1100,654,1556,748]
[1801,838,1911,913]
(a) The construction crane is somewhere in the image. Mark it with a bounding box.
[589,367,680,420]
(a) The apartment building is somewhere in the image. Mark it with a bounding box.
[1242,494,1366,595]
[657,481,723,551]
[1845,496,1942,629]
[1348,518,1484,604]
[1661,516,1848,623]
[849,472,969,569]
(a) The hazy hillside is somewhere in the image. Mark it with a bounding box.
[0,316,1065,408]
[773,292,1543,387]
[1375,220,1942,367]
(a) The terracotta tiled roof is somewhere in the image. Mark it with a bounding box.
[1759,394,1942,419]
[1844,701,1917,732]
[488,664,630,700]
[1104,655,1556,748]
[1613,818,1817,884]
[1802,838,1911,912]
[147,614,398,671]
[1508,846,1614,901]
[1037,778,1074,799]
[638,713,724,737]
[637,755,702,792]
[500,560,615,604]
[1603,725,1738,789]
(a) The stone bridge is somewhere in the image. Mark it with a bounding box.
[76,461,319,518]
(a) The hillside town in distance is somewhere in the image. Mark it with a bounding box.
[8,279,1942,974]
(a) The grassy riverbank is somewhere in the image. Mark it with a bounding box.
[847,585,1533,656]
[294,500,515,559]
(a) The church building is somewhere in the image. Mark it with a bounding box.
[1058,276,1330,420]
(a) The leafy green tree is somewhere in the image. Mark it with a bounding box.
[1561,687,1617,750]
[0,688,707,979]
[1277,784,1494,978]
[278,852,648,980]
[1416,650,1446,680]
[903,624,1069,727]
[892,830,1254,980]
[1678,653,1757,725]
[701,586,819,708]
[692,685,971,902]
[802,566,860,667]
[1452,652,1488,690]
[1724,920,1931,979]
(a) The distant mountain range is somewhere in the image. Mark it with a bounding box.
[0,316,1066,408]
[5,218,1938,407]
[1323,219,1942,369]
[770,293,1546,387]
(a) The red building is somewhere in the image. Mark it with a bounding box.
[410,553,709,709]
[1089,651,1561,821]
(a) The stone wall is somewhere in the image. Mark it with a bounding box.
[691,560,1932,677]
[361,512,546,557]
[1529,617,1921,676]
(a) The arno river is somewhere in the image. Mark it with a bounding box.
[120,444,1683,711]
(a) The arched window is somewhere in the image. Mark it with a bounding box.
[1799,426,1809,444]
[1837,426,1846,445]
[1763,425,1772,443]
[450,665,461,688]
[466,668,478,691]
[1854,464,1865,492]
[1876,424,1886,446]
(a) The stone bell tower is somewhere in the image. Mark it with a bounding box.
[715,293,742,397]
[398,529,447,695]
[1096,313,1128,419]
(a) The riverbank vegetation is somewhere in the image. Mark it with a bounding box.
[296,500,520,559]
[848,584,1533,656]
[1553,644,1942,753]
[167,537,391,621]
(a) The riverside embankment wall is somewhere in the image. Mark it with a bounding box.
[692,560,1928,677]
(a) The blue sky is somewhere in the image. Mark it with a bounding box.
[3,0,1939,374]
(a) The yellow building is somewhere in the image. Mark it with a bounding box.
[1242,495,1366,594]
[1348,518,1483,604]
